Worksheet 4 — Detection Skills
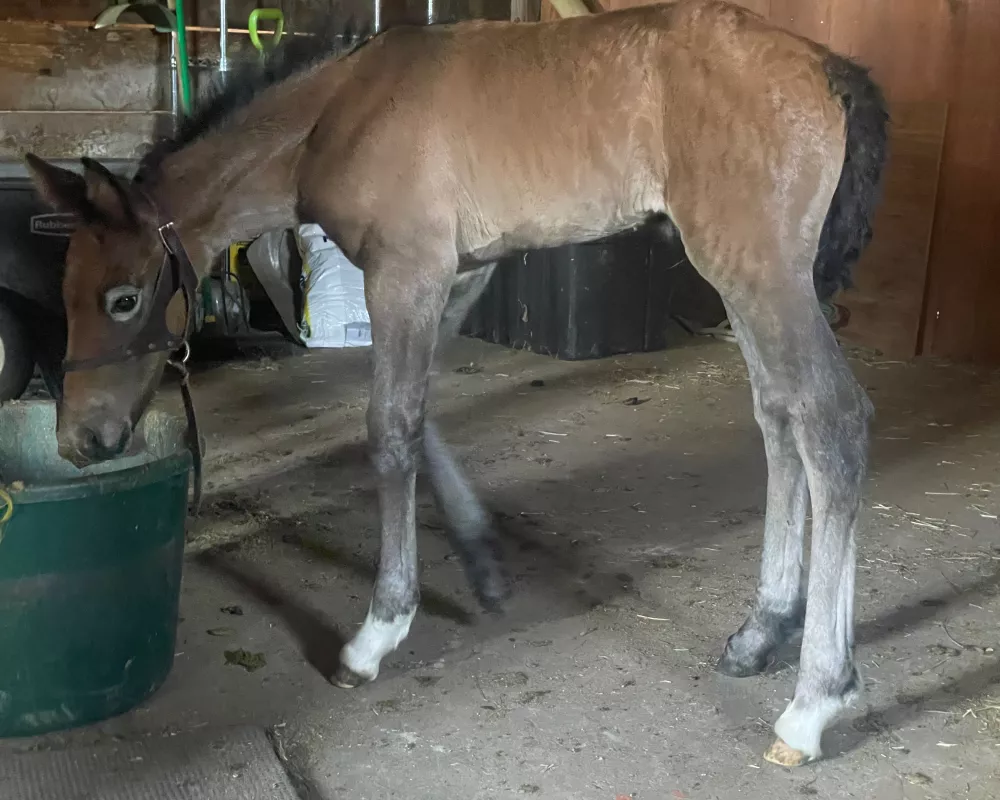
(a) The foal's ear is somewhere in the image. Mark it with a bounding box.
[24,153,88,214]
[80,157,137,227]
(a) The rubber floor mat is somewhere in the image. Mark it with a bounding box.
[0,725,301,800]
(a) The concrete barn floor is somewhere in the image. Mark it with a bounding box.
[8,331,1000,799]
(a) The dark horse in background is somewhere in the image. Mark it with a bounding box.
[25,0,888,766]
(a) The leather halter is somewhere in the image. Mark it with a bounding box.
[62,221,204,513]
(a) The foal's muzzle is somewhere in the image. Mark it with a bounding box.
[58,413,133,467]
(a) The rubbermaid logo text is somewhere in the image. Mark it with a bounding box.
[30,214,77,237]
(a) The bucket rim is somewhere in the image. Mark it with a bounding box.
[4,451,192,505]
[0,400,193,505]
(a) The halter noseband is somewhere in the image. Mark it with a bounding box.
[61,220,204,513]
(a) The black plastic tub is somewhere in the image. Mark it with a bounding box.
[462,231,723,360]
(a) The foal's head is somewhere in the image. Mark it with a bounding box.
[26,155,185,467]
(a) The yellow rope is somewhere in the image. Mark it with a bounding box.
[0,488,12,526]
[0,487,12,546]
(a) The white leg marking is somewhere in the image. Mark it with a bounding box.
[340,603,417,682]
[774,689,859,761]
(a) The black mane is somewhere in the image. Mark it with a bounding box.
[136,22,371,181]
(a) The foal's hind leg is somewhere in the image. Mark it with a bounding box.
[424,265,510,611]
[712,287,870,764]
[424,422,509,610]
[333,253,453,689]
[768,323,870,766]
[668,98,869,760]
[716,299,809,677]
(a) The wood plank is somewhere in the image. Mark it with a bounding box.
[188,0,357,31]
[827,0,955,103]
[0,24,274,113]
[975,124,1000,362]
[2,1,106,21]
[0,23,163,111]
[0,111,165,159]
[767,0,831,44]
[1,0,343,30]
[920,0,1000,361]
[836,101,947,357]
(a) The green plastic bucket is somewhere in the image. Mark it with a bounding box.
[0,400,190,738]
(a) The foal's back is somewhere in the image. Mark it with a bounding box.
[302,0,846,265]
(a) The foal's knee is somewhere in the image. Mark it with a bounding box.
[368,403,425,478]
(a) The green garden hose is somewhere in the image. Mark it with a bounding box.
[174,0,192,114]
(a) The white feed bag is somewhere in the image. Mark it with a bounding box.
[294,224,371,348]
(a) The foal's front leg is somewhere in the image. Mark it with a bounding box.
[333,259,452,689]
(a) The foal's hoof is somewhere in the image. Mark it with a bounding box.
[716,638,769,678]
[763,738,811,768]
[330,664,373,690]
[475,569,512,615]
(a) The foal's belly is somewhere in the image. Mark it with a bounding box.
[457,172,667,266]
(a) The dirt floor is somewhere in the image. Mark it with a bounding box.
[8,328,1000,799]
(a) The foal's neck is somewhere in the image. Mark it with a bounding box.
[148,76,331,273]
[152,143,301,273]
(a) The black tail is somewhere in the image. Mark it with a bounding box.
[813,53,890,302]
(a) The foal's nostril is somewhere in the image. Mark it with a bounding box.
[79,428,103,460]
[119,427,132,453]
[79,419,132,461]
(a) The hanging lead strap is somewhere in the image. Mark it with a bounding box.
[168,342,203,515]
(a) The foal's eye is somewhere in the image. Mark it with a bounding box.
[105,286,142,321]
[112,295,137,314]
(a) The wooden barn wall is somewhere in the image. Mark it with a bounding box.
[0,0,507,161]
[6,1,998,361]
[0,1,352,161]
[539,0,1000,363]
